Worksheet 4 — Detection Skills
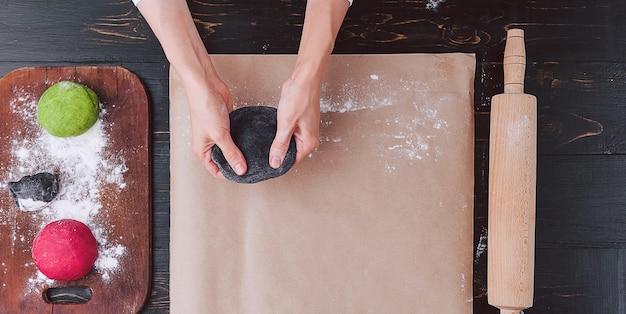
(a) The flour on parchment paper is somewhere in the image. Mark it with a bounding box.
[318,74,451,172]
[319,75,394,114]
[374,102,450,172]
[4,87,128,293]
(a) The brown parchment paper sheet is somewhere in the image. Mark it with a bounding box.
[170,54,475,314]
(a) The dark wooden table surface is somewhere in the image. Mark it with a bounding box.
[1,1,624,313]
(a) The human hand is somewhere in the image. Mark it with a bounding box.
[134,0,247,178]
[267,0,349,169]
[269,75,322,168]
[185,77,247,178]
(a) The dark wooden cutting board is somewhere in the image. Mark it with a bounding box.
[0,67,151,313]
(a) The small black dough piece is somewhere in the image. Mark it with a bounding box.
[211,106,297,184]
[8,172,59,210]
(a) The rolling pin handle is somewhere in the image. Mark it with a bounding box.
[503,29,527,94]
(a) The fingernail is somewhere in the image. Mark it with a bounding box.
[270,156,282,169]
[234,163,245,176]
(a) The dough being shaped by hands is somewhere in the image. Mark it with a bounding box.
[211,106,296,184]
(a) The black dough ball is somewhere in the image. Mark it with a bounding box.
[8,172,59,210]
[211,106,297,184]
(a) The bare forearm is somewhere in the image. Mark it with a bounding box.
[270,0,350,167]
[136,0,219,91]
[137,0,243,177]
[292,0,350,83]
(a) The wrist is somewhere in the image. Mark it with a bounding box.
[177,56,224,99]
[290,57,326,86]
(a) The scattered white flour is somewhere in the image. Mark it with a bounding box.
[426,0,447,11]
[373,109,443,172]
[375,104,448,171]
[316,72,451,172]
[320,95,393,114]
[319,75,407,114]
[27,270,55,290]
[93,240,126,282]
[475,227,488,261]
[507,115,531,144]
[4,86,128,294]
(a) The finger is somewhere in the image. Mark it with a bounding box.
[269,126,294,169]
[203,153,226,179]
[191,143,223,178]
[293,135,320,166]
[215,137,247,176]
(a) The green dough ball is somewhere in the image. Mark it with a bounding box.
[37,81,100,137]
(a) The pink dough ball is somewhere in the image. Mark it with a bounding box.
[32,219,99,281]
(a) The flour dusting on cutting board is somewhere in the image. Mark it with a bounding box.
[5,87,128,292]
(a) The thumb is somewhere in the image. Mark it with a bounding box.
[215,138,247,176]
[269,126,293,169]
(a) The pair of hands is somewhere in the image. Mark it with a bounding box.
[187,71,322,179]
[134,0,349,179]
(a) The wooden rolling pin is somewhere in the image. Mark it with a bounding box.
[487,29,537,314]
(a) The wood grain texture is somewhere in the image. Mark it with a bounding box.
[0,67,151,313]
[0,0,625,313]
[488,31,537,314]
